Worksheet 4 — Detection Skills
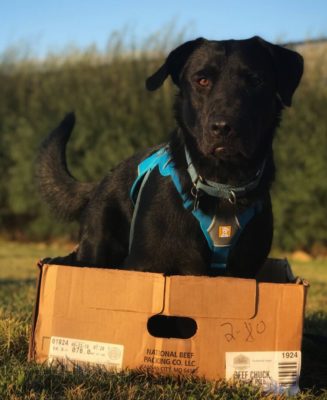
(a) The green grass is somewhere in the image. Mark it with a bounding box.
[0,241,326,399]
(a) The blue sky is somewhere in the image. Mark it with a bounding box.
[1,0,326,57]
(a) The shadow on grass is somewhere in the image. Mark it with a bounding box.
[301,312,327,392]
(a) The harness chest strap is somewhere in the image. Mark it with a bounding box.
[129,147,262,270]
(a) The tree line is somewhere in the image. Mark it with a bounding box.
[0,36,326,253]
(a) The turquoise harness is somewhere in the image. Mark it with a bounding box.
[130,147,262,270]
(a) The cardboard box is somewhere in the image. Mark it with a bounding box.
[29,259,308,394]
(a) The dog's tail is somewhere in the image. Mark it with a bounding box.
[35,113,96,220]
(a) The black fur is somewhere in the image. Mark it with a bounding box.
[36,36,303,278]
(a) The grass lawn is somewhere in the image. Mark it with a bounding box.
[0,240,326,399]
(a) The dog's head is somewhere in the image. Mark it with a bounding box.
[146,37,303,166]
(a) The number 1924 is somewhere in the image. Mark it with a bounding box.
[282,351,298,359]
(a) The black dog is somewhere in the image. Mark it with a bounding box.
[36,36,303,278]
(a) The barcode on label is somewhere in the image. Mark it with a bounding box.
[278,361,299,387]
[49,357,120,370]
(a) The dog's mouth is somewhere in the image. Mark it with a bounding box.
[209,135,253,160]
[211,145,238,159]
[213,146,229,154]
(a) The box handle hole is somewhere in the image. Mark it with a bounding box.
[147,315,197,339]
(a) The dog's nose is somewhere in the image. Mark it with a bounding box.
[211,120,231,137]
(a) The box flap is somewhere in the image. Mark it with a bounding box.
[164,276,257,319]
[256,258,296,283]
[81,267,165,314]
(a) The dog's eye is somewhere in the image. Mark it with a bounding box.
[251,76,263,87]
[245,73,263,87]
[197,77,210,87]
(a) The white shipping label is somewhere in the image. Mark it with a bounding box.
[48,336,124,370]
[226,351,301,395]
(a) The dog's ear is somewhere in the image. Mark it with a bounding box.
[255,36,304,107]
[270,44,304,107]
[146,38,205,91]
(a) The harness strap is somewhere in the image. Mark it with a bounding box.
[129,168,152,253]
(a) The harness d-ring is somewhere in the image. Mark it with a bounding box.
[191,185,198,198]
[228,190,237,205]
